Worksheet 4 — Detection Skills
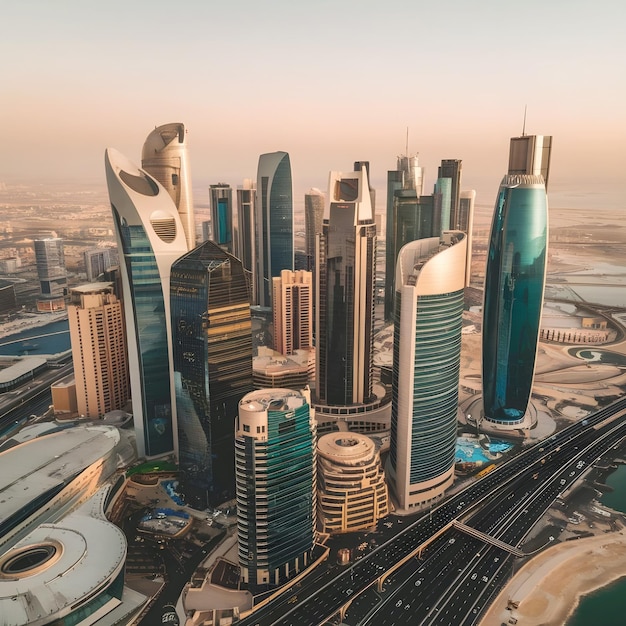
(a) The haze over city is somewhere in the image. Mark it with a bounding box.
[2,0,625,208]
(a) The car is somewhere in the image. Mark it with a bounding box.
[482,576,489,582]
[346,588,353,596]
[415,579,423,586]
[471,573,477,580]
[396,599,403,607]
[287,596,298,605]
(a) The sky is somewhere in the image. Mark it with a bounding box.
[2,0,625,209]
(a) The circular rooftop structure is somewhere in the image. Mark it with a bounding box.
[317,432,376,465]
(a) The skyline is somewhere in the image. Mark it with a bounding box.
[2,1,625,210]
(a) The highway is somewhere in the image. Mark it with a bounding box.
[238,395,626,626]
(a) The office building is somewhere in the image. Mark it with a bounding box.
[256,151,293,308]
[354,160,376,211]
[209,183,234,253]
[438,159,462,230]
[35,237,67,299]
[236,179,257,304]
[482,171,549,424]
[105,147,189,458]
[317,432,389,533]
[272,269,313,356]
[171,240,253,508]
[304,188,325,272]
[235,388,316,589]
[141,122,196,249]
[434,176,452,233]
[388,232,467,511]
[316,167,376,406]
[68,283,129,419]
[84,247,112,281]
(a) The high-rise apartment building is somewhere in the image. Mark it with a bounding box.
[171,240,253,508]
[105,148,189,458]
[304,188,325,272]
[235,388,316,589]
[209,183,234,253]
[316,167,376,406]
[482,171,549,423]
[256,151,293,308]
[68,283,129,419]
[236,179,257,304]
[83,248,112,282]
[141,122,196,250]
[272,269,313,356]
[35,238,67,299]
[388,232,467,511]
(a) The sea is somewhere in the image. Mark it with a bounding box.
[0,318,71,356]
[567,464,626,625]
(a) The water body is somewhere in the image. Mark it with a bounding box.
[0,319,71,356]
[567,464,626,624]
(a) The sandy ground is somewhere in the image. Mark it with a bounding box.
[481,531,626,626]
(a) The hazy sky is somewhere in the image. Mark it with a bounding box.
[2,0,625,209]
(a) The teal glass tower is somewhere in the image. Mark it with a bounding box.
[256,151,294,308]
[235,389,316,589]
[482,173,548,423]
[171,240,253,508]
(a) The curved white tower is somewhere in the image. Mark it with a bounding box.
[388,231,467,512]
[105,148,189,458]
[141,123,196,250]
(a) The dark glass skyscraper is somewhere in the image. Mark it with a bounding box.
[171,241,253,508]
[482,174,548,423]
[256,151,293,308]
[316,167,376,406]
[209,183,234,252]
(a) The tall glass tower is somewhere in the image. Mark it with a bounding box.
[171,241,253,508]
[141,123,196,250]
[388,232,467,511]
[256,151,293,308]
[235,388,316,589]
[236,179,257,305]
[209,183,234,253]
[105,148,189,458]
[316,167,376,406]
[482,174,548,423]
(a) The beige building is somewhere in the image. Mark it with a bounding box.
[272,269,313,356]
[68,283,129,418]
[317,432,389,534]
[253,346,315,390]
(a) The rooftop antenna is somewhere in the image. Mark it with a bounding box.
[522,105,527,136]
[405,127,409,156]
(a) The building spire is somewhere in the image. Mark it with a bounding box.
[522,105,527,136]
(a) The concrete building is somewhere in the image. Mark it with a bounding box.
[388,232,467,512]
[105,147,189,458]
[256,152,294,308]
[235,388,316,590]
[171,240,253,508]
[253,347,315,391]
[316,166,376,406]
[141,122,196,249]
[272,269,313,356]
[68,283,129,419]
[317,432,389,534]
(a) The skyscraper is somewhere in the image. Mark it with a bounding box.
[304,188,324,272]
[171,240,253,508]
[105,148,189,458]
[388,232,467,511]
[68,283,129,419]
[482,157,549,422]
[459,190,476,286]
[256,151,293,308]
[434,176,452,233]
[35,238,67,299]
[235,388,316,589]
[141,122,196,250]
[272,269,313,356]
[438,159,463,229]
[316,167,376,406]
[508,135,552,189]
[209,183,234,253]
[236,179,257,304]
[83,248,112,282]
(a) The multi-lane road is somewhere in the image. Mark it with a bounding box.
[238,396,626,626]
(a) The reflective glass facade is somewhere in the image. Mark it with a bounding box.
[112,211,174,456]
[236,390,316,589]
[171,241,253,508]
[482,175,548,422]
[257,152,293,307]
